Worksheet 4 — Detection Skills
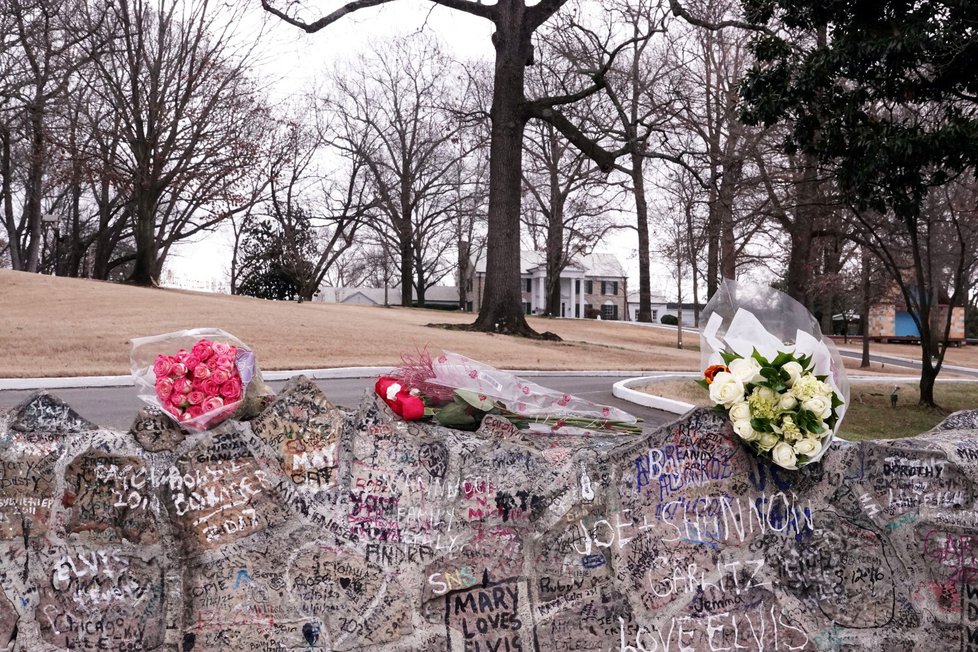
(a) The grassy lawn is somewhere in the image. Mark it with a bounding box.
[640,380,978,440]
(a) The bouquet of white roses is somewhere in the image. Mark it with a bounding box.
[699,280,849,470]
[699,350,844,469]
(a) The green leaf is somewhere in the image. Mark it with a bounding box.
[720,351,740,365]
[434,401,479,430]
[771,351,793,367]
[751,348,771,365]
[751,418,772,432]
[696,379,710,390]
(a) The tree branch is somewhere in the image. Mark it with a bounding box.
[668,0,773,35]
[523,103,616,173]
[261,0,402,32]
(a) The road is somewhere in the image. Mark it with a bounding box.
[0,373,676,432]
[837,349,978,378]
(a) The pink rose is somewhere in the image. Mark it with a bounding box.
[212,342,232,357]
[164,402,181,417]
[220,378,242,401]
[201,396,224,412]
[193,364,211,380]
[184,354,201,371]
[153,355,174,378]
[186,405,204,419]
[155,377,174,400]
[213,355,234,371]
[187,390,206,406]
[192,339,214,361]
[173,378,192,395]
[169,362,188,378]
[169,394,189,410]
[211,368,231,385]
[201,378,222,396]
[175,348,189,360]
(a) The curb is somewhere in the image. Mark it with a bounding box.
[613,373,978,416]
[612,374,698,415]
[0,368,667,391]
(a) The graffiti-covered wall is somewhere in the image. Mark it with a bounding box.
[0,376,976,651]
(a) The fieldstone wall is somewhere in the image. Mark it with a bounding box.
[1,376,976,651]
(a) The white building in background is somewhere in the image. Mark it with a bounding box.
[463,251,628,319]
[625,291,702,327]
[314,285,461,308]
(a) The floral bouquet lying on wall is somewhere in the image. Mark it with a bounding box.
[699,281,849,470]
[375,350,642,436]
[131,328,272,431]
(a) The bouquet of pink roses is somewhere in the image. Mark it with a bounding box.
[131,328,271,431]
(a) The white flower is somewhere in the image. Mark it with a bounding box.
[729,357,764,384]
[755,386,776,402]
[782,361,803,386]
[757,431,780,452]
[793,438,822,457]
[385,383,402,401]
[779,394,798,411]
[802,396,832,420]
[771,442,798,469]
[730,401,752,422]
[709,372,745,407]
[733,419,759,441]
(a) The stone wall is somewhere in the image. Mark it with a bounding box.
[1,377,977,651]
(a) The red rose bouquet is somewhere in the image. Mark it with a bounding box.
[131,328,271,431]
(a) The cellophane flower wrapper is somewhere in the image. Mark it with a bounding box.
[699,280,849,463]
[130,328,273,432]
[426,351,639,436]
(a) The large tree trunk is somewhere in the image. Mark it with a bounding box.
[919,354,938,407]
[785,151,819,306]
[718,158,741,281]
[0,126,21,271]
[131,195,158,286]
[399,231,413,307]
[860,246,871,368]
[632,152,652,322]
[23,109,45,273]
[473,5,536,335]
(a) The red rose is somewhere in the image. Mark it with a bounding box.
[703,364,729,385]
[374,377,424,421]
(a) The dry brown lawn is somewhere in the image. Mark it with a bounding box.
[2,270,974,378]
[835,338,978,368]
[0,270,701,377]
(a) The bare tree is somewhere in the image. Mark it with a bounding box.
[323,36,476,307]
[0,0,96,273]
[87,0,266,286]
[263,0,637,337]
[521,55,624,317]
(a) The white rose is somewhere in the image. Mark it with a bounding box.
[709,372,745,407]
[730,401,752,422]
[733,419,759,441]
[755,386,776,402]
[802,396,832,420]
[818,380,835,398]
[729,357,764,384]
[771,441,798,469]
[779,394,798,411]
[793,438,822,457]
[782,361,803,386]
[757,431,779,452]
